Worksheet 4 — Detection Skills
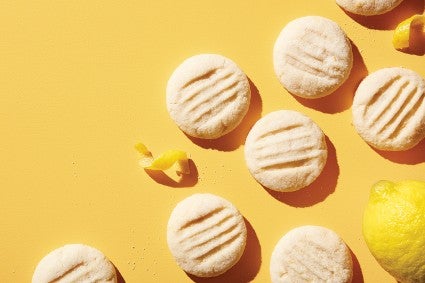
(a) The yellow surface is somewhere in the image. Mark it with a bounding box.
[0,1,424,282]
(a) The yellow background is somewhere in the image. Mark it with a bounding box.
[1,0,424,282]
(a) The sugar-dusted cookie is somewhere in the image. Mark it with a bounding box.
[167,193,247,277]
[273,16,352,98]
[352,67,425,151]
[244,110,327,192]
[32,244,117,283]
[270,225,353,283]
[336,0,404,16]
[166,54,251,139]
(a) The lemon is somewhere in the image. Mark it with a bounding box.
[393,15,425,50]
[363,180,425,283]
[135,142,190,174]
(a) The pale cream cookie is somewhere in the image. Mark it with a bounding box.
[167,193,247,277]
[32,244,117,283]
[336,0,404,16]
[352,67,425,151]
[244,110,327,192]
[166,54,251,139]
[273,16,353,98]
[270,225,353,283]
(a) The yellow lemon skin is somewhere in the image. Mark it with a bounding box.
[363,180,425,283]
[135,142,190,174]
[393,15,425,51]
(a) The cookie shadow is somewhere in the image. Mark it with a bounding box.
[349,248,364,283]
[294,41,368,114]
[145,159,199,187]
[187,217,261,283]
[341,0,425,30]
[372,139,425,165]
[114,265,126,283]
[187,78,262,151]
[266,135,339,207]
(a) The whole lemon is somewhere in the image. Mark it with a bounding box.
[363,180,425,283]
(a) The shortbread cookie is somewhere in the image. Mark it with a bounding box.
[167,193,247,277]
[336,0,404,16]
[32,244,117,283]
[352,67,425,151]
[273,16,353,98]
[166,54,251,139]
[244,110,327,192]
[270,226,353,283]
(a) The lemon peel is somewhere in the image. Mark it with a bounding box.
[393,15,425,50]
[135,142,190,175]
[363,180,425,283]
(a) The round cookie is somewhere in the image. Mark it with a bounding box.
[244,110,327,192]
[166,54,251,139]
[32,244,117,283]
[167,193,247,277]
[270,225,353,283]
[336,0,404,16]
[273,16,353,99]
[352,67,425,151]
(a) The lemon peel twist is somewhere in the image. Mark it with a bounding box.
[135,143,190,175]
[393,14,425,50]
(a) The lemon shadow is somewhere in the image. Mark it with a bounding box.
[266,135,339,207]
[294,41,368,114]
[187,78,262,151]
[187,217,261,283]
[341,0,425,30]
[145,159,199,187]
[373,139,425,165]
[397,27,425,56]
